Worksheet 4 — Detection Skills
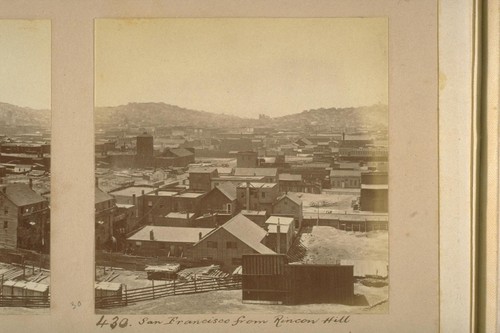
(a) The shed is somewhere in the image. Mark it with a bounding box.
[95,281,123,298]
[24,282,50,297]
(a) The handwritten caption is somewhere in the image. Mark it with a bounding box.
[96,314,351,329]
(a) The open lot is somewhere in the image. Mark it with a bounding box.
[300,226,388,263]
[97,284,387,315]
[292,191,359,214]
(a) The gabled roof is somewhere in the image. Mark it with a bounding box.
[274,192,302,206]
[234,168,277,177]
[215,183,237,201]
[95,187,114,204]
[1,184,46,207]
[196,213,274,254]
[295,138,313,146]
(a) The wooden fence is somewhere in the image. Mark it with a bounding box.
[96,275,242,309]
[0,295,50,308]
[96,251,222,272]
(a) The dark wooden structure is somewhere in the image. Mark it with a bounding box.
[242,254,290,304]
[287,263,354,305]
[242,254,354,305]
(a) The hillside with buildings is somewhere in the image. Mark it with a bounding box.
[0,102,50,128]
[95,102,251,129]
[94,102,388,131]
[270,104,388,130]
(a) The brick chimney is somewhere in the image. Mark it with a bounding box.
[149,229,154,241]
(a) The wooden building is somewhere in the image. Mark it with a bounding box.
[236,151,258,168]
[234,168,278,183]
[272,193,303,229]
[199,183,237,216]
[190,214,274,271]
[330,169,361,188]
[188,167,218,192]
[0,183,50,253]
[265,216,294,254]
[95,187,117,250]
[242,254,354,305]
[242,254,290,304]
[109,186,156,222]
[236,182,279,214]
[240,210,268,228]
[287,263,354,305]
[126,225,213,257]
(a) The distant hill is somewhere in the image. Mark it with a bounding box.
[270,104,388,129]
[95,102,253,128]
[95,102,388,130]
[0,102,50,127]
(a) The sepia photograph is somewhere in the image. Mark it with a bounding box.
[93,18,389,315]
[0,20,51,313]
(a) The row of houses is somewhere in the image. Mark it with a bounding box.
[94,179,304,250]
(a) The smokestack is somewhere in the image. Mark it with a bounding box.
[132,194,138,218]
[198,232,202,240]
[246,181,250,210]
[276,218,281,254]
[150,229,154,240]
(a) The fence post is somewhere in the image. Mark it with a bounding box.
[173,279,176,295]
[22,255,25,279]
[124,284,128,306]
[152,279,155,299]
[194,276,197,292]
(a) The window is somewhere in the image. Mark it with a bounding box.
[261,192,266,198]
[4,208,8,215]
[226,241,237,249]
[207,241,218,248]
[3,221,7,229]
[148,201,153,207]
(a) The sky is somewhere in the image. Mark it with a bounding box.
[0,20,51,110]
[95,18,387,118]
